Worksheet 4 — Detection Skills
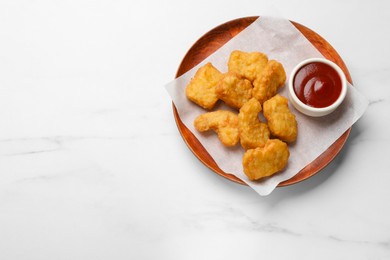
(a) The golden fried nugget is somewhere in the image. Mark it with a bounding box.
[238,98,270,150]
[263,94,298,143]
[242,139,289,181]
[228,50,268,82]
[252,60,286,104]
[185,62,223,109]
[194,110,239,147]
[215,72,253,109]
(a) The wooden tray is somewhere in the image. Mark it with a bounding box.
[173,16,352,187]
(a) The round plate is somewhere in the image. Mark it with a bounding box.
[173,16,352,187]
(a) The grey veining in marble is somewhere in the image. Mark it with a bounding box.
[1,0,390,259]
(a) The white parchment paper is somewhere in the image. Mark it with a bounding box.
[165,16,368,196]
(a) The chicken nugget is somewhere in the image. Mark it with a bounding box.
[194,110,239,147]
[252,60,286,104]
[185,62,223,109]
[238,98,270,150]
[228,50,268,82]
[263,94,298,143]
[216,72,253,109]
[242,139,289,181]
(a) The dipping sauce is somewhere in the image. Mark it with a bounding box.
[293,61,342,108]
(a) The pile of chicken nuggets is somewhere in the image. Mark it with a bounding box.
[186,50,298,181]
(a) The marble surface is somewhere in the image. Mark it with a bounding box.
[0,0,389,259]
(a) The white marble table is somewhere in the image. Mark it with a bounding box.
[0,1,389,259]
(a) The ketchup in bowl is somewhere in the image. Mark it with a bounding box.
[293,62,342,108]
[288,58,347,117]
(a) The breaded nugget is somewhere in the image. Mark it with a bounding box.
[238,98,270,150]
[263,94,298,143]
[194,110,239,147]
[185,62,223,109]
[228,50,268,82]
[215,72,253,109]
[252,60,286,104]
[242,139,289,181]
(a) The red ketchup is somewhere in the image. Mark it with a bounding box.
[293,62,342,108]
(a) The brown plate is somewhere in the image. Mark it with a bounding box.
[173,16,352,187]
